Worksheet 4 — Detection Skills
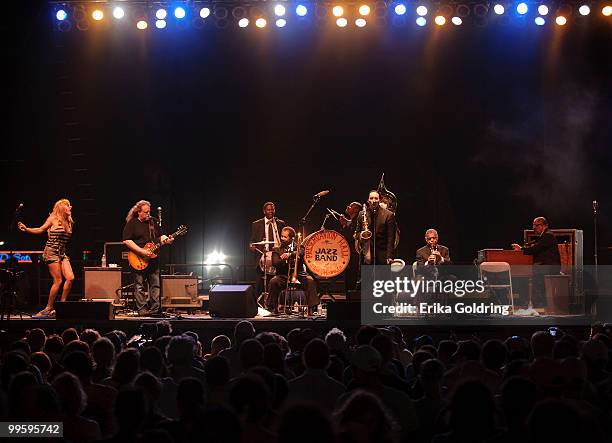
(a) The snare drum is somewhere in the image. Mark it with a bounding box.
[303,230,351,278]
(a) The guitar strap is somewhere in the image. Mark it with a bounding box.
[148,219,155,243]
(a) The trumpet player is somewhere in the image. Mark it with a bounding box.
[354,190,397,265]
[415,228,451,266]
[268,227,319,315]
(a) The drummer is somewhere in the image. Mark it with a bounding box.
[250,202,286,301]
[269,227,319,316]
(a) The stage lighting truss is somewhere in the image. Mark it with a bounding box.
[49,1,612,32]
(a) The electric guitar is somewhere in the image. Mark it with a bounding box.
[127,225,188,270]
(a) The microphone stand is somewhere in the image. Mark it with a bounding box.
[299,195,323,236]
[593,201,599,290]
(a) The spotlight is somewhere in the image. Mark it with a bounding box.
[603,6,612,16]
[255,17,267,27]
[113,7,124,19]
[205,251,226,265]
[359,5,371,15]
[296,5,308,16]
[155,19,166,28]
[156,8,167,20]
[275,4,286,16]
[394,4,407,15]
[451,16,462,25]
[493,4,505,15]
[336,17,348,26]
[416,16,427,26]
[416,5,428,16]
[516,3,528,15]
[355,18,367,26]
[200,7,211,18]
[238,17,249,27]
[56,9,68,21]
[174,7,186,19]
[434,15,446,25]
[92,9,104,21]
[535,16,545,25]
[538,5,549,15]
[333,6,344,17]
[578,5,590,15]
[136,20,148,29]
[276,18,287,27]
[555,15,567,25]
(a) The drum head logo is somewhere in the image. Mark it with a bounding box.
[304,230,350,278]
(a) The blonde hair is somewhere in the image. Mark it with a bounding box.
[51,199,74,233]
[126,200,151,223]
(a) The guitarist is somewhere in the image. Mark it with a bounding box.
[122,200,174,316]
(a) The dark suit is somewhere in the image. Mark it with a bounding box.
[355,207,396,264]
[250,217,286,252]
[250,217,286,298]
[522,229,561,265]
[415,245,451,266]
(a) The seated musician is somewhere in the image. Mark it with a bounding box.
[268,227,318,316]
[415,229,451,273]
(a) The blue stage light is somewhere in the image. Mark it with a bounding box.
[416,16,427,26]
[156,19,167,28]
[296,5,308,16]
[156,9,167,20]
[276,18,287,27]
[517,3,528,15]
[174,7,186,19]
[56,9,68,21]
[535,16,545,25]
[394,4,407,15]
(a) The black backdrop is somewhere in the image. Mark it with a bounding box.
[3,3,612,281]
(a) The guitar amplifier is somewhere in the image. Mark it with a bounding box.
[162,275,200,308]
[84,267,122,302]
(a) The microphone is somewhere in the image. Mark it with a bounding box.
[327,208,339,221]
[15,203,23,213]
[593,200,598,214]
[313,190,330,199]
[157,206,162,227]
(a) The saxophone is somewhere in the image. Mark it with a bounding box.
[356,203,372,254]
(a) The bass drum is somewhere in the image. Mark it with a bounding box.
[303,230,351,278]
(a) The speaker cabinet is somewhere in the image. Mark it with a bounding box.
[162,275,200,308]
[209,284,257,318]
[84,267,122,302]
[56,301,115,320]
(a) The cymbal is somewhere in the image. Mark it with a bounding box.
[251,240,276,246]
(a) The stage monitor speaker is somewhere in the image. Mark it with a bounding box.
[162,275,200,308]
[55,301,115,320]
[84,267,122,302]
[209,284,256,318]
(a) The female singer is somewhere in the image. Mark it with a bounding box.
[18,198,75,318]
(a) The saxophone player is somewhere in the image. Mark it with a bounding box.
[268,227,319,315]
[354,190,397,265]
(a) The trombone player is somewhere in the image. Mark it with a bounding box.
[268,226,318,315]
[354,190,397,265]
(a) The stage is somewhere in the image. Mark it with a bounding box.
[0,305,595,344]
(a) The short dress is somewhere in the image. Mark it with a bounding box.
[42,224,71,264]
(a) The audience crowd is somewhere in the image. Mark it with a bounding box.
[1,321,612,443]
